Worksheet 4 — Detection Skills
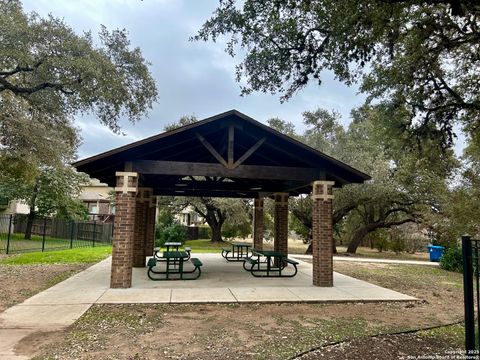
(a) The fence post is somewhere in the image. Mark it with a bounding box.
[6,214,13,254]
[462,234,475,352]
[41,217,47,252]
[70,220,75,249]
[92,221,96,248]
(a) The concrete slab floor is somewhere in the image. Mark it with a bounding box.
[0,254,417,359]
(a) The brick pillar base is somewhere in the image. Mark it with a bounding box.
[312,180,335,287]
[274,193,289,261]
[144,196,156,257]
[253,198,264,250]
[111,172,138,288]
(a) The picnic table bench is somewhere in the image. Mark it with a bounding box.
[147,251,203,281]
[221,242,252,262]
[243,249,298,278]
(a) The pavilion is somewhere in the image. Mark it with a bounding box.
[73,110,370,288]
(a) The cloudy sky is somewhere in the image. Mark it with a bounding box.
[22,0,364,160]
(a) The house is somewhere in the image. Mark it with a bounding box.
[79,179,115,222]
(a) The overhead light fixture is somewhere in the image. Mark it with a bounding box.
[238,192,247,196]
[175,183,188,187]
[250,187,262,190]
[175,190,185,193]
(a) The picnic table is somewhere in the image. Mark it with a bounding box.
[221,242,252,262]
[242,249,298,277]
[154,243,191,261]
[147,250,203,281]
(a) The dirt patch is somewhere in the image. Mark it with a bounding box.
[297,328,464,360]
[0,263,88,312]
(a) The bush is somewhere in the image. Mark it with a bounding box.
[155,224,187,247]
[440,246,463,273]
[374,237,389,252]
[197,225,211,239]
[390,237,406,254]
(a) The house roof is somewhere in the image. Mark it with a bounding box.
[73,110,370,198]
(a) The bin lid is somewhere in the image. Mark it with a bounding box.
[427,245,445,249]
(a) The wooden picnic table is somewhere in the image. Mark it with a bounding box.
[243,249,299,277]
[221,242,252,262]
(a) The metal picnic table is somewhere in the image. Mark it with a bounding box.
[221,242,252,262]
[147,250,202,280]
[243,249,299,277]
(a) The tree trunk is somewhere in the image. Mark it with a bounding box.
[24,209,35,240]
[346,225,375,254]
[210,224,223,242]
[24,179,40,240]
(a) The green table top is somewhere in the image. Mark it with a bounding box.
[163,251,188,259]
[164,242,182,247]
[232,242,251,247]
[253,250,286,258]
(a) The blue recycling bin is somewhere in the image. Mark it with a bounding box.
[427,245,445,262]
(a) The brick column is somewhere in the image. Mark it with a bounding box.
[132,188,152,267]
[144,195,157,257]
[312,180,335,287]
[274,193,289,256]
[111,172,138,289]
[253,198,264,250]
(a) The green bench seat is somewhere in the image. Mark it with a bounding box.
[190,257,203,267]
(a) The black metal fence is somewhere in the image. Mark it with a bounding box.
[462,234,480,354]
[0,214,113,254]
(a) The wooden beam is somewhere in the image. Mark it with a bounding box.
[152,181,294,193]
[152,188,258,198]
[132,160,321,181]
[196,133,228,167]
[233,137,266,168]
[228,125,234,167]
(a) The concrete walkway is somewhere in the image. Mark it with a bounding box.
[0,254,416,359]
[294,254,439,266]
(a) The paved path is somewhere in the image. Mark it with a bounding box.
[293,254,439,266]
[0,255,416,359]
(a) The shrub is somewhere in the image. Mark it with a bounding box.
[440,246,463,273]
[197,225,211,239]
[390,237,406,254]
[374,237,389,252]
[155,224,187,247]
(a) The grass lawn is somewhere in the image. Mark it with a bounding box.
[29,260,465,360]
[185,238,430,262]
[0,246,112,265]
[0,246,112,312]
[0,233,110,254]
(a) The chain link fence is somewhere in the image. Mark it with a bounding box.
[0,214,113,254]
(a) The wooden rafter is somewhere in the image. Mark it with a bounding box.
[232,137,266,169]
[196,133,228,168]
[228,125,234,167]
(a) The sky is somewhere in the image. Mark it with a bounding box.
[22,0,366,160]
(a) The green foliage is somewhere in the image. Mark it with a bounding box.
[194,0,479,147]
[440,246,463,273]
[0,246,112,265]
[0,165,90,220]
[374,238,389,253]
[155,224,187,247]
[197,225,211,239]
[221,220,251,241]
[0,0,157,132]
